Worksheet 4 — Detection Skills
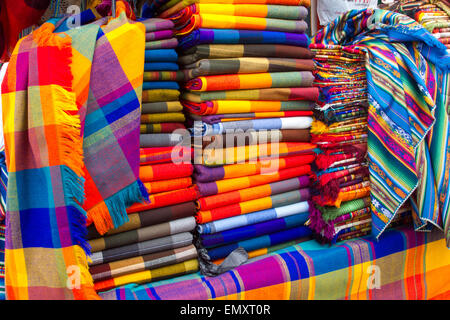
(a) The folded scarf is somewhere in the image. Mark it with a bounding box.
[89,232,194,266]
[204,226,311,260]
[198,176,311,210]
[179,44,315,65]
[143,81,180,90]
[142,89,180,102]
[195,117,313,136]
[140,123,186,134]
[159,0,311,19]
[182,87,319,101]
[94,258,199,292]
[200,213,308,248]
[144,62,179,71]
[197,165,312,196]
[173,4,308,21]
[126,186,199,213]
[141,18,175,32]
[145,38,179,49]
[197,142,316,166]
[142,101,184,113]
[140,132,186,147]
[176,14,308,35]
[145,49,178,62]
[140,163,193,182]
[142,0,174,18]
[178,29,309,51]
[200,129,311,148]
[185,71,314,91]
[194,153,314,182]
[141,112,185,123]
[140,146,192,165]
[146,29,174,41]
[89,244,198,282]
[190,111,313,124]
[183,58,315,79]
[196,188,310,223]
[89,216,197,252]
[198,201,310,234]
[143,71,185,82]
[87,201,197,239]
[144,177,193,194]
[1,12,147,299]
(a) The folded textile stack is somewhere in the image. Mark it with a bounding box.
[382,0,450,52]
[305,44,372,244]
[306,44,412,244]
[86,17,201,293]
[147,0,322,273]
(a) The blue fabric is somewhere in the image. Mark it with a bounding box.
[143,81,180,90]
[145,49,178,62]
[144,62,179,71]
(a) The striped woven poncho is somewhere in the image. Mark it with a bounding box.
[312,9,450,245]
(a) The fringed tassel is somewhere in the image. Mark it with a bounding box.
[310,119,329,135]
[88,179,150,236]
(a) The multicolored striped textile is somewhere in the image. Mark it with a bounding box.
[142,101,184,113]
[183,57,315,79]
[196,188,310,223]
[172,4,308,20]
[196,166,311,197]
[87,201,196,239]
[182,87,319,101]
[98,226,450,300]
[0,224,4,300]
[145,37,179,49]
[1,7,149,299]
[89,232,194,266]
[200,214,308,247]
[189,110,313,124]
[193,153,315,182]
[1,21,100,300]
[185,71,314,91]
[94,258,199,292]
[140,123,186,134]
[89,244,198,282]
[199,129,311,148]
[143,71,185,82]
[198,201,310,234]
[139,146,192,165]
[179,44,315,65]
[197,176,311,210]
[178,29,309,51]
[195,142,316,166]
[159,0,311,18]
[89,216,197,252]
[175,14,308,35]
[0,151,7,222]
[312,9,450,244]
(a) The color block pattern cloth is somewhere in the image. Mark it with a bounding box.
[99,226,450,300]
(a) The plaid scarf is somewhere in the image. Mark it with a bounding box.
[1,8,147,299]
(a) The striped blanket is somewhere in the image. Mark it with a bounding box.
[312,9,450,245]
[1,10,147,299]
[98,226,450,300]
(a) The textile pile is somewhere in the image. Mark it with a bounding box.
[310,8,450,246]
[305,44,375,244]
[381,0,450,52]
[144,0,322,274]
[87,17,201,293]
[1,3,150,299]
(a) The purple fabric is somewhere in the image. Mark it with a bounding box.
[194,164,225,182]
[145,29,174,41]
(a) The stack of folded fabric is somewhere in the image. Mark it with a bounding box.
[150,0,322,270]
[86,17,202,293]
[382,0,450,52]
[306,44,412,244]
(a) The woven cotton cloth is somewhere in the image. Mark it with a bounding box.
[179,44,315,65]
[1,8,148,299]
[178,29,309,51]
[312,8,450,243]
